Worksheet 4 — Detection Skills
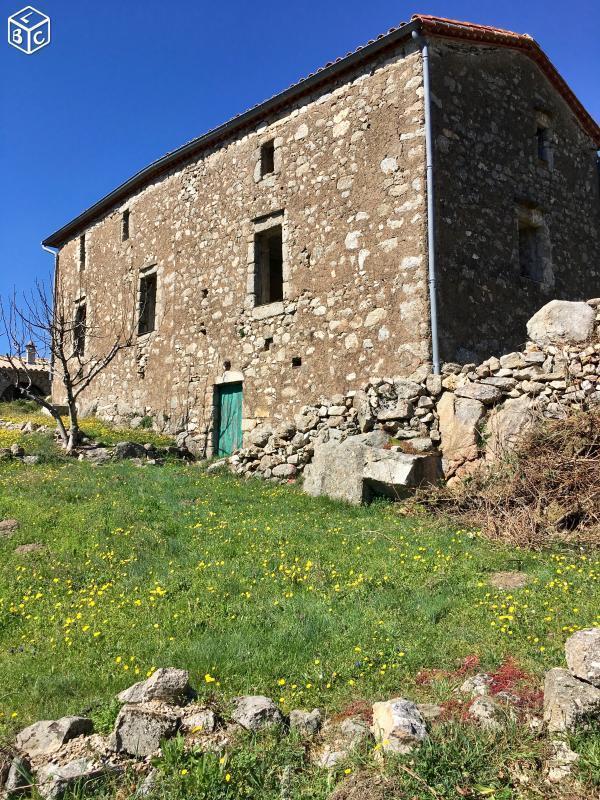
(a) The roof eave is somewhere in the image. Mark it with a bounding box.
[42,19,420,248]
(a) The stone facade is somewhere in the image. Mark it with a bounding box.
[430,41,600,362]
[46,16,600,455]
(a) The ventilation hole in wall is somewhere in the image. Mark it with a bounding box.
[199,326,206,335]
[223,360,232,371]
[291,356,302,368]
[202,288,209,298]
[264,337,273,351]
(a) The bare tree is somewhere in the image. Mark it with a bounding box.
[1,274,139,453]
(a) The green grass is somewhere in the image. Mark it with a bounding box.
[0,428,598,797]
[0,402,173,449]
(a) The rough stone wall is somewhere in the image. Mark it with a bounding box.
[430,41,600,363]
[54,43,430,451]
[0,365,51,401]
[230,299,600,486]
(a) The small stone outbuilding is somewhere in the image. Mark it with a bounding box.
[43,14,600,456]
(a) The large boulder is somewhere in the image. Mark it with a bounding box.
[362,450,442,500]
[111,704,180,757]
[543,667,600,732]
[15,717,93,759]
[117,668,192,705]
[437,392,485,477]
[303,437,368,504]
[485,395,534,460]
[230,696,283,731]
[526,300,596,347]
[371,698,427,754]
[303,433,441,504]
[565,628,600,687]
[112,442,147,460]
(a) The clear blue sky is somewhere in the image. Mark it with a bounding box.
[1,0,598,346]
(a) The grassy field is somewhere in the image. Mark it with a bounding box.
[0,411,598,797]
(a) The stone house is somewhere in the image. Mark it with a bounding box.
[43,14,600,456]
[0,345,51,401]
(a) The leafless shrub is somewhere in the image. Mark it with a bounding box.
[422,408,600,548]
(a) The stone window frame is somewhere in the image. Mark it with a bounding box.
[534,109,554,170]
[73,295,87,358]
[136,263,159,338]
[246,211,290,320]
[78,234,86,271]
[253,137,281,185]
[515,203,554,290]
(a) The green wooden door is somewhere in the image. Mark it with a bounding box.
[216,383,243,456]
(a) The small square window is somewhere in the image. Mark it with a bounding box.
[254,225,283,306]
[138,272,157,335]
[122,209,130,241]
[260,140,275,177]
[291,356,302,368]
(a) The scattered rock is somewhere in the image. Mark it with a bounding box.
[469,696,512,731]
[249,424,273,448]
[180,707,217,734]
[112,442,147,460]
[111,704,180,758]
[527,300,595,347]
[206,459,228,473]
[371,698,427,754]
[4,756,31,797]
[289,709,323,737]
[14,543,44,555]
[10,444,25,458]
[79,447,112,465]
[489,571,530,590]
[416,703,444,723]
[565,628,600,687]
[543,667,600,732]
[459,673,493,698]
[230,696,283,731]
[315,717,372,769]
[544,739,579,784]
[37,758,119,800]
[15,717,93,759]
[135,768,158,797]
[0,519,19,535]
[117,668,192,705]
[22,456,40,465]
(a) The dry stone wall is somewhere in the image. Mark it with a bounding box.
[228,299,600,487]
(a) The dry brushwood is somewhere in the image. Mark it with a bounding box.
[422,409,600,548]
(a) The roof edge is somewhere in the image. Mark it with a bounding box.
[43,20,419,248]
[44,14,600,248]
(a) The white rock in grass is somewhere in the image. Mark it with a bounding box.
[231,696,283,731]
[565,628,600,688]
[117,668,192,705]
[16,717,93,759]
[371,698,427,753]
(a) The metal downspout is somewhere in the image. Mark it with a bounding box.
[41,243,58,384]
[412,30,440,374]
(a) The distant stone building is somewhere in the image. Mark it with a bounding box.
[43,14,600,455]
[0,345,51,401]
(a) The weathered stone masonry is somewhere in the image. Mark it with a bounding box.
[44,15,600,456]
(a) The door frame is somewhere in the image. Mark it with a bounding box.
[213,380,243,457]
